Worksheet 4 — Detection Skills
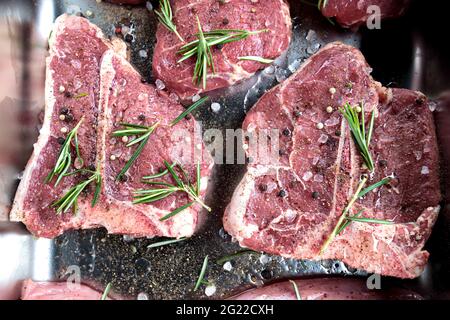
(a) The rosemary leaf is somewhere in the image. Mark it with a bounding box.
[194,255,209,291]
[101,283,112,300]
[46,118,84,186]
[147,237,187,249]
[170,96,209,126]
[159,202,194,221]
[113,122,159,181]
[142,163,176,180]
[155,0,184,42]
[289,280,302,300]
[216,250,258,265]
[52,168,102,214]
[346,216,394,225]
[358,177,391,198]
[340,102,375,171]
[238,56,274,64]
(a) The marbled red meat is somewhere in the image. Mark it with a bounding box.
[21,280,113,300]
[10,14,212,239]
[232,278,422,300]
[321,0,410,29]
[152,0,292,100]
[223,42,440,279]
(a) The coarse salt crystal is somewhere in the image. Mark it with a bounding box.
[318,134,328,144]
[205,285,216,297]
[302,171,313,181]
[211,102,221,113]
[155,79,165,90]
[421,166,429,175]
[192,94,201,102]
[223,261,233,271]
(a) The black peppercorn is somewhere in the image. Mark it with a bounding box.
[279,149,287,156]
[138,114,146,121]
[64,92,73,98]
[216,43,224,50]
[57,137,65,145]
[141,77,147,84]
[278,189,287,197]
[293,110,301,118]
[64,114,74,122]
[312,191,319,199]
[335,129,341,137]
[124,34,133,43]
[282,128,291,136]
[259,184,268,192]
[379,159,388,167]
[60,107,69,115]
[119,175,128,182]
[222,18,229,25]
[88,164,96,171]
[260,269,273,280]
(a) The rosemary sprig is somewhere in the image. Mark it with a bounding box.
[112,121,159,181]
[170,96,209,126]
[340,102,375,172]
[45,118,84,186]
[177,16,267,89]
[216,250,259,265]
[101,283,112,300]
[73,92,88,99]
[289,280,302,300]
[238,56,274,64]
[51,167,102,214]
[134,161,211,221]
[147,237,187,249]
[318,0,329,10]
[320,177,392,254]
[154,0,184,42]
[194,255,209,292]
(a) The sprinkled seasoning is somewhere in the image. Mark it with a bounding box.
[326,106,333,113]
[282,128,291,136]
[316,122,324,130]
[60,107,69,115]
[312,191,319,199]
[121,136,129,143]
[110,155,117,161]
[57,137,65,145]
[259,184,268,192]
[138,114,146,121]
[59,114,66,121]
[60,127,68,133]
[59,85,66,93]
[335,129,341,136]
[329,87,336,95]
[278,189,287,197]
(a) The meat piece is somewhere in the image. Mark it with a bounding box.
[10,14,213,239]
[94,49,212,238]
[152,0,292,100]
[21,280,113,300]
[232,278,422,300]
[321,0,410,29]
[10,14,127,237]
[223,42,440,279]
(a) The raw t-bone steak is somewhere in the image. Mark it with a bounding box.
[152,0,292,100]
[10,14,212,238]
[223,42,440,279]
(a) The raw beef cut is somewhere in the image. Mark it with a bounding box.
[152,0,292,100]
[21,280,113,300]
[232,278,422,300]
[321,0,410,29]
[223,42,440,279]
[10,14,213,239]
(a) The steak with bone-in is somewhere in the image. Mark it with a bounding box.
[10,14,212,238]
[152,0,292,100]
[223,42,440,279]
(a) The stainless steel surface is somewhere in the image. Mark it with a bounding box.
[0,0,449,300]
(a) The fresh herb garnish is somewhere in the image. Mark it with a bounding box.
[142,162,176,180]
[238,56,274,64]
[340,102,375,172]
[177,16,267,89]
[51,167,102,214]
[46,118,84,186]
[101,283,112,300]
[112,122,159,181]
[320,177,393,254]
[318,0,329,10]
[171,96,209,126]
[73,92,88,99]
[155,0,184,42]
[147,237,187,249]
[289,280,302,300]
[194,255,209,292]
[216,249,259,265]
[134,161,211,221]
